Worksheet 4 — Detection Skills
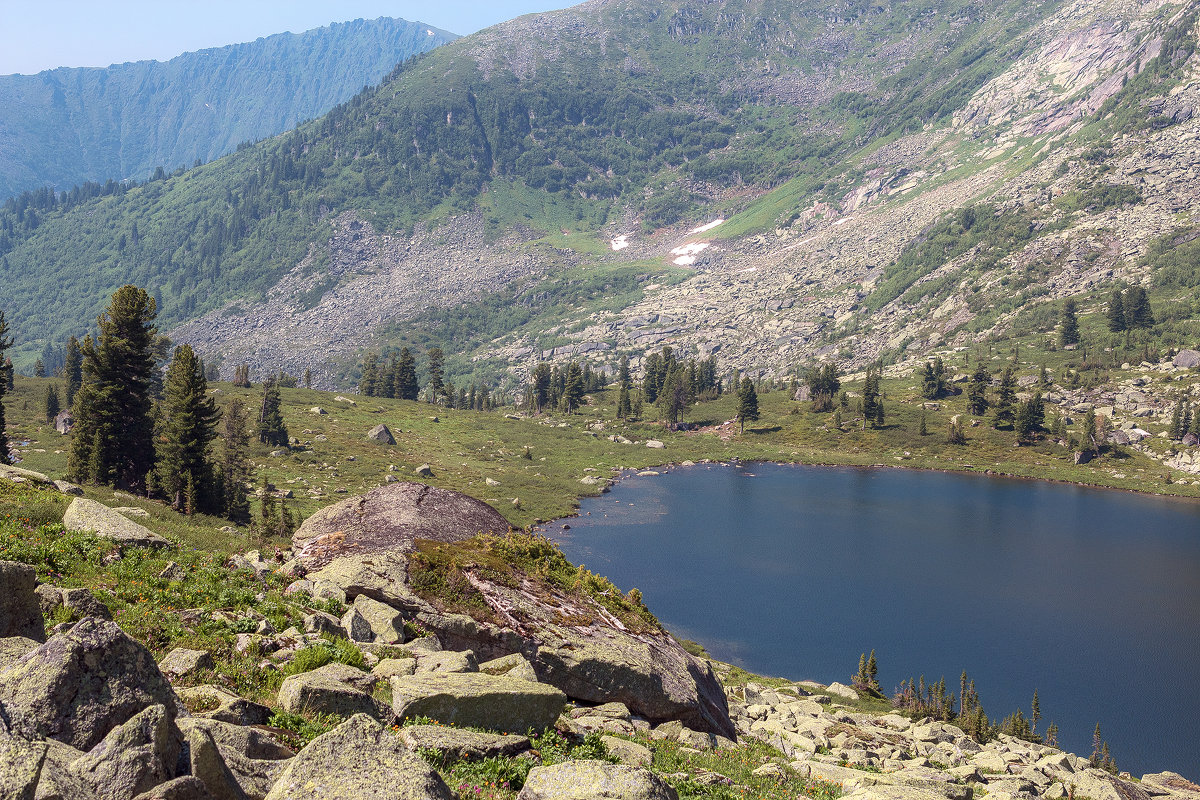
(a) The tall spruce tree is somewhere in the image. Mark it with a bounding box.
[257,377,289,446]
[1106,289,1127,332]
[45,384,60,422]
[1059,298,1080,347]
[68,286,158,491]
[220,399,253,523]
[427,347,445,401]
[1124,286,1154,329]
[0,312,11,464]
[991,366,1017,429]
[64,336,82,406]
[359,351,379,396]
[396,347,419,400]
[157,345,220,512]
[967,364,990,415]
[737,376,759,433]
[561,362,585,413]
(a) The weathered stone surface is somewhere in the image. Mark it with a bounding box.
[37,585,114,622]
[397,725,530,761]
[826,682,859,701]
[839,786,970,800]
[177,686,272,727]
[62,498,171,548]
[0,560,45,642]
[390,672,566,734]
[54,480,84,496]
[68,704,181,800]
[367,424,396,445]
[0,617,181,751]
[415,650,477,674]
[178,718,294,762]
[277,664,384,719]
[0,635,40,670]
[133,776,216,800]
[179,718,292,800]
[264,714,453,800]
[372,657,417,679]
[0,733,48,799]
[478,653,539,682]
[1173,350,1200,369]
[0,464,54,485]
[291,482,510,571]
[160,648,215,679]
[185,726,249,800]
[600,736,653,767]
[341,594,405,644]
[517,760,678,799]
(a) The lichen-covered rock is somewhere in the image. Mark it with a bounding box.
[67,704,182,800]
[414,650,477,674]
[291,482,510,571]
[277,664,384,720]
[389,672,566,734]
[185,726,249,800]
[178,717,292,800]
[0,636,40,671]
[133,776,216,800]
[0,733,47,799]
[340,595,404,644]
[0,618,182,751]
[478,653,539,682]
[263,715,453,800]
[397,725,530,761]
[177,686,272,727]
[517,760,678,800]
[159,648,215,679]
[37,585,114,622]
[0,560,45,642]
[62,498,171,548]
[366,424,396,445]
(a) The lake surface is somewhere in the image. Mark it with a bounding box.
[553,462,1200,776]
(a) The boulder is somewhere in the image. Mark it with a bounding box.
[389,672,566,734]
[826,682,859,701]
[600,736,653,767]
[184,726,251,800]
[397,725,530,761]
[55,410,76,435]
[0,464,54,485]
[1173,350,1200,369]
[372,658,417,679]
[478,653,539,682]
[0,734,52,799]
[415,650,478,674]
[517,760,678,799]
[177,686,272,727]
[0,560,45,641]
[160,648,215,679]
[54,480,85,496]
[264,715,453,800]
[37,585,113,622]
[415,464,434,477]
[62,498,171,548]
[277,664,384,720]
[133,777,216,800]
[340,594,405,645]
[291,482,511,571]
[67,704,182,800]
[178,718,293,800]
[0,617,182,751]
[366,424,396,445]
[0,636,40,670]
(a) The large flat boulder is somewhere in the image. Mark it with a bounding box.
[263,715,453,800]
[0,617,182,751]
[517,760,679,800]
[291,482,511,570]
[277,664,384,720]
[396,725,530,761]
[63,498,171,548]
[0,560,45,641]
[389,672,566,734]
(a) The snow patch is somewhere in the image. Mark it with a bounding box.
[834,217,853,226]
[687,218,724,235]
[669,242,710,257]
[611,234,631,251]
[426,29,434,36]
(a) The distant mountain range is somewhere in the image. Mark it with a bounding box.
[0,17,456,198]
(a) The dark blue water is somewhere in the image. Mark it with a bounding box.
[553,463,1200,776]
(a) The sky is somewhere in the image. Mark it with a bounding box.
[0,1,577,76]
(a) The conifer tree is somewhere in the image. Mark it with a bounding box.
[1124,286,1154,329]
[991,366,1017,428]
[232,364,251,388]
[1059,298,1080,347]
[157,345,220,512]
[33,358,45,378]
[68,286,158,491]
[617,383,632,419]
[657,367,688,424]
[919,409,928,436]
[220,399,252,523]
[920,357,947,400]
[967,365,990,416]
[257,377,288,446]
[737,376,759,433]
[561,362,585,413]
[427,347,445,401]
[1169,402,1184,439]
[64,336,82,406]
[0,312,11,464]
[359,351,379,396]
[396,347,419,400]
[45,384,60,422]
[303,368,312,389]
[1082,408,1098,453]
[1106,289,1127,332]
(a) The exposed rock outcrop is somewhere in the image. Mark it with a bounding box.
[63,498,171,548]
[0,560,45,641]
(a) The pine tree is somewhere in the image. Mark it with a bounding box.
[531,363,552,412]
[303,369,312,389]
[257,378,288,446]
[232,364,251,388]
[33,358,45,378]
[0,312,11,464]
[157,345,220,512]
[1106,289,1127,332]
[561,362,585,413]
[737,376,759,433]
[1031,689,1041,735]
[396,347,419,400]
[1082,408,1098,453]
[220,399,253,523]
[427,347,445,402]
[67,286,158,491]
[1124,286,1154,329]
[64,336,82,406]
[967,365,990,416]
[920,357,947,399]
[1059,299,1080,347]
[991,366,1017,428]
[45,384,60,422]
[617,383,631,419]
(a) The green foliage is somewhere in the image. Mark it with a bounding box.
[0,310,11,464]
[267,711,344,751]
[737,377,760,433]
[1054,183,1142,214]
[281,638,367,676]
[157,344,220,512]
[257,378,289,446]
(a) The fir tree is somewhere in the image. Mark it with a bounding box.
[232,364,251,388]
[0,312,11,464]
[617,383,631,419]
[257,378,288,446]
[967,365,990,416]
[991,366,1017,429]
[157,345,220,512]
[737,376,759,433]
[220,399,252,523]
[657,367,689,425]
[1124,286,1154,329]
[427,347,445,401]
[1059,299,1080,347]
[561,362,585,413]
[45,384,60,422]
[67,286,158,491]
[396,347,419,400]
[1031,689,1041,735]
[64,336,82,406]
[303,369,312,389]
[33,358,45,378]
[531,363,552,412]
[1082,408,1098,453]
[1169,402,1184,439]
[920,357,947,400]
[1106,289,1127,332]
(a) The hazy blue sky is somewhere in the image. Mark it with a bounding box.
[0,1,576,75]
